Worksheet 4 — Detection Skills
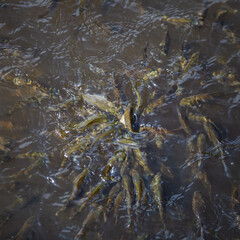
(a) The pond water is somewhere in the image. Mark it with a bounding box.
[0,0,240,239]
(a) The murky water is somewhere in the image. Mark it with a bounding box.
[0,0,240,239]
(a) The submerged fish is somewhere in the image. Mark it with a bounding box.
[123,175,133,216]
[74,181,105,216]
[192,191,207,239]
[14,216,36,240]
[74,205,103,240]
[151,173,165,228]
[160,31,171,55]
[197,133,206,168]
[133,148,153,176]
[82,93,120,118]
[197,2,209,27]
[73,113,107,131]
[39,0,60,19]
[131,169,144,207]
[56,169,89,216]
[114,190,125,224]
[107,182,121,208]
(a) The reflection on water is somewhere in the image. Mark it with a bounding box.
[0,0,240,239]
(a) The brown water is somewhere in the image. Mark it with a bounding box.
[0,0,240,239]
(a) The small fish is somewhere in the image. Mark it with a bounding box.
[65,136,90,156]
[131,169,144,207]
[73,113,107,131]
[39,0,60,19]
[123,175,133,216]
[160,162,174,179]
[141,42,148,66]
[180,93,215,108]
[0,192,40,230]
[0,197,23,229]
[197,171,212,200]
[197,133,206,168]
[215,6,238,26]
[231,185,240,228]
[192,191,207,239]
[160,31,171,55]
[56,169,88,216]
[120,154,128,177]
[182,52,199,76]
[74,181,105,216]
[14,216,36,240]
[114,190,125,223]
[197,2,209,27]
[82,93,120,118]
[133,148,153,176]
[142,68,162,82]
[107,182,121,208]
[188,113,229,177]
[117,138,140,148]
[102,153,120,179]
[9,158,45,179]
[0,121,13,130]
[161,16,191,26]
[143,95,166,115]
[74,205,103,240]
[91,125,116,146]
[151,173,165,228]
[176,107,191,135]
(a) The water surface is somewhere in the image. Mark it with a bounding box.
[0,0,240,239]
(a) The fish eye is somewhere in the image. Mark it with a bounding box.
[132,113,137,124]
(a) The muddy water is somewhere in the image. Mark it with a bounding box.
[0,0,240,239]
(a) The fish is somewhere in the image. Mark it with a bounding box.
[56,169,88,216]
[101,153,121,179]
[14,216,36,240]
[120,154,129,177]
[192,191,207,239]
[74,205,103,240]
[176,107,191,135]
[73,181,105,216]
[160,162,174,179]
[0,192,40,230]
[197,133,206,168]
[91,125,116,146]
[151,173,165,228]
[141,42,148,66]
[82,93,121,118]
[160,31,171,55]
[182,52,199,76]
[188,113,229,177]
[180,93,214,108]
[0,121,13,130]
[114,190,125,223]
[73,113,107,131]
[9,157,45,179]
[142,68,162,82]
[197,171,212,200]
[117,138,140,148]
[65,136,90,156]
[131,169,144,207]
[39,0,60,19]
[143,95,166,115]
[133,148,153,176]
[197,2,209,27]
[122,175,133,216]
[107,182,121,208]
[160,16,191,26]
